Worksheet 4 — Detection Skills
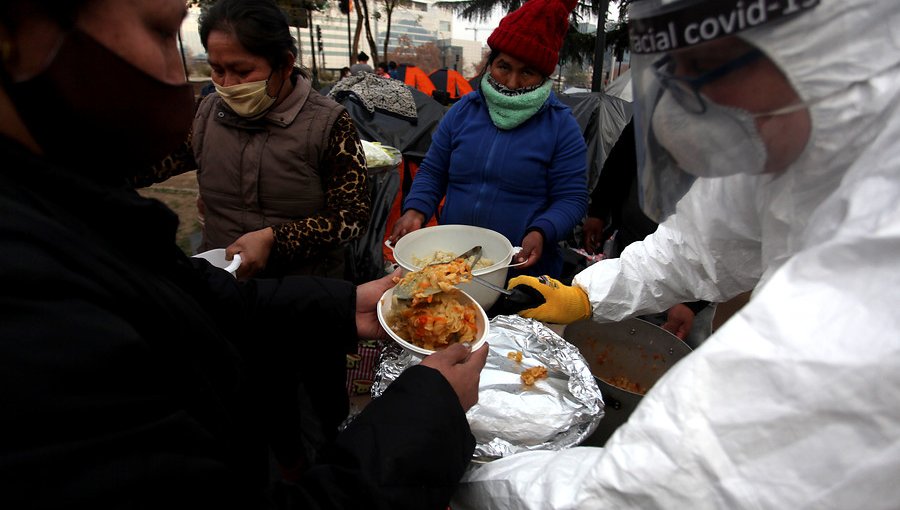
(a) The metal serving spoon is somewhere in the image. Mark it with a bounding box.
[393,245,482,300]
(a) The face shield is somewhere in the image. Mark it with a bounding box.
[628,0,820,222]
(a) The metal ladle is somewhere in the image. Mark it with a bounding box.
[393,245,482,300]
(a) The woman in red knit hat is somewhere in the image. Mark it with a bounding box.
[389,0,588,282]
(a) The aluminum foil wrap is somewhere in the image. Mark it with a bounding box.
[372,314,605,462]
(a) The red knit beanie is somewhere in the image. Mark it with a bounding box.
[487,0,578,77]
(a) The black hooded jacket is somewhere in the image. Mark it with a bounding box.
[0,136,474,509]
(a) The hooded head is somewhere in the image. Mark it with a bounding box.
[486,0,578,77]
[627,0,900,227]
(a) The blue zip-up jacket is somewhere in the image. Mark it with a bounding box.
[403,89,588,277]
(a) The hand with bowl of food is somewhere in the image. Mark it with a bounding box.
[377,284,489,357]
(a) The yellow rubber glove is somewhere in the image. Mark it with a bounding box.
[506,275,592,324]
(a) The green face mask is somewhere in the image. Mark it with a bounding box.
[480,74,552,130]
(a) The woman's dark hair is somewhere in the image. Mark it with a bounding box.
[199,0,298,72]
[479,49,501,77]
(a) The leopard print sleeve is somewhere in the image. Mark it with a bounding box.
[270,110,370,262]
[131,131,198,188]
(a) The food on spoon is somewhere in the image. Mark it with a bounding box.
[393,257,474,304]
[413,249,494,270]
[387,289,478,351]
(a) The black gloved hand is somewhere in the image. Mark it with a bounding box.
[486,285,546,318]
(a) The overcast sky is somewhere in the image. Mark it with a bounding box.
[450,7,504,43]
[180,8,202,56]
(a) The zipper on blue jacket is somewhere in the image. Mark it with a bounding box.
[474,127,500,223]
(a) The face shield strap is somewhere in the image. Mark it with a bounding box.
[752,84,853,118]
[629,0,820,55]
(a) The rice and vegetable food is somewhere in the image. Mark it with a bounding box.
[413,250,494,270]
[600,375,646,395]
[521,365,548,386]
[388,289,479,351]
[389,259,480,350]
[394,257,473,303]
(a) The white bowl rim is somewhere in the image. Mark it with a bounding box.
[391,224,515,275]
[377,286,489,356]
[192,248,242,275]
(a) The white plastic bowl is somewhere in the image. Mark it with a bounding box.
[192,248,241,277]
[388,225,518,310]
[377,286,489,357]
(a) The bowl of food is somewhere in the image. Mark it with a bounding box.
[387,225,520,310]
[377,286,489,357]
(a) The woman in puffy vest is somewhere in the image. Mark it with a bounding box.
[150,0,371,281]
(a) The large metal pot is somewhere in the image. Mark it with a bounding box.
[564,317,692,446]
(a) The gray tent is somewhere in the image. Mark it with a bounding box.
[327,76,446,282]
[555,91,633,282]
[604,68,633,103]
[557,91,633,194]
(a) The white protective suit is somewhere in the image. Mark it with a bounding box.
[453,1,900,508]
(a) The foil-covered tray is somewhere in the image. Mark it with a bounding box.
[372,314,605,462]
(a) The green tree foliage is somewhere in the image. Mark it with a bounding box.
[605,0,631,59]
[380,0,403,61]
[354,0,381,64]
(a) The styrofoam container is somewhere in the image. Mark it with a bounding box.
[192,248,241,277]
[388,225,519,310]
[377,286,489,357]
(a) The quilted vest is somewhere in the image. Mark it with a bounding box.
[193,75,346,277]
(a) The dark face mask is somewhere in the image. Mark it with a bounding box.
[6,30,194,181]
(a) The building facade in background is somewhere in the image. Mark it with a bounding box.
[297,0,486,77]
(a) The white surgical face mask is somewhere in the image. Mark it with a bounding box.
[651,90,768,177]
[214,75,277,119]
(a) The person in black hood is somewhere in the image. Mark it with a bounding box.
[0,1,487,508]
